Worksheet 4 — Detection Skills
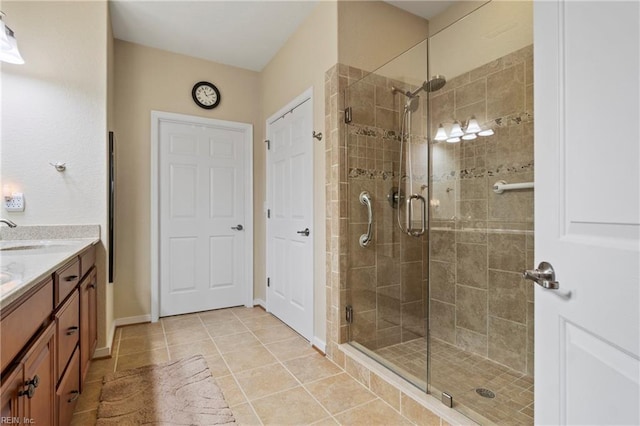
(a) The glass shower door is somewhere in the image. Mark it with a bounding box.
[344,40,430,391]
[427,2,535,423]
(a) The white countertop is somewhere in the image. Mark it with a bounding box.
[0,238,99,310]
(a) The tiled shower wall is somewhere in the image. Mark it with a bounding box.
[428,45,535,375]
[324,63,430,356]
[324,63,451,425]
[345,66,429,351]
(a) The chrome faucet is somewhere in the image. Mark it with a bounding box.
[0,218,17,228]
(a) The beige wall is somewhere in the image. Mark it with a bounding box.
[338,0,429,73]
[112,41,260,319]
[429,0,533,79]
[428,0,490,36]
[259,1,338,344]
[0,1,112,349]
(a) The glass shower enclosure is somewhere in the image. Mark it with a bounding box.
[344,2,535,424]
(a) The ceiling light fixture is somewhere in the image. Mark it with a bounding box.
[0,12,24,65]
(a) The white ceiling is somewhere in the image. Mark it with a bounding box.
[110,1,458,72]
[109,1,320,72]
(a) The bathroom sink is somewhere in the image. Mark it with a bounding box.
[0,271,13,285]
[0,245,50,251]
[0,240,81,255]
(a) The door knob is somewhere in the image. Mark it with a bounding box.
[231,224,243,231]
[523,261,559,290]
[297,228,310,237]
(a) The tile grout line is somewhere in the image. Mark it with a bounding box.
[233,308,338,424]
[219,309,265,425]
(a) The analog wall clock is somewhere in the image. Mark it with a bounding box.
[192,81,221,109]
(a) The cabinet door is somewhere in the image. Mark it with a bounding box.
[56,290,79,383]
[0,363,24,421]
[88,271,97,358]
[56,348,80,426]
[80,269,97,387]
[22,322,56,426]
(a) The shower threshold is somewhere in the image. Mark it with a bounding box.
[350,338,534,425]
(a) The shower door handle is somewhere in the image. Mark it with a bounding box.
[407,194,426,236]
[359,191,373,247]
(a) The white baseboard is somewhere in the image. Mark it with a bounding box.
[253,298,266,309]
[93,320,117,358]
[313,337,326,354]
[93,315,152,359]
[114,314,152,327]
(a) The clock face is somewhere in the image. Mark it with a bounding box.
[192,81,221,109]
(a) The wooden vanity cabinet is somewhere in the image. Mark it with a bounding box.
[55,290,80,383]
[0,322,56,426]
[0,243,97,426]
[79,267,97,387]
[56,348,80,426]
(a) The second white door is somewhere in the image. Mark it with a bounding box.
[267,96,314,341]
[159,117,251,317]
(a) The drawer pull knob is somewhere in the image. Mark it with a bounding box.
[64,275,79,282]
[66,326,79,335]
[18,383,36,399]
[26,375,40,388]
[68,390,80,403]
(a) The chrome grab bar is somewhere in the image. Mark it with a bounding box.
[359,191,373,247]
[407,194,426,236]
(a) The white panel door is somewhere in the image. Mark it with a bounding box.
[534,2,639,424]
[267,98,314,340]
[160,121,247,316]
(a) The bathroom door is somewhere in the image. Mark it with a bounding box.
[534,1,639,424]
[158,116,253,317]
[266,94,314,341]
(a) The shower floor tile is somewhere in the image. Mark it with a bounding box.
[373,337,534,425]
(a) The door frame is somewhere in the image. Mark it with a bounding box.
[265,87,314,339]
[150,110,254,322]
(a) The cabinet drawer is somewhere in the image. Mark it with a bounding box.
[79,245,96,280]
[0,279,53,374]
[56,290,79,383]
[55,258,80,306]
[56,347,80,426]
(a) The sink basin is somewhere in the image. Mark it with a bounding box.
[0,245,51,251]
[0,271,13,285]
[0,240,82,255]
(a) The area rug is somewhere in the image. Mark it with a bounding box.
[96,355,236,425]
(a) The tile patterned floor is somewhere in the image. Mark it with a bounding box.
[72,307,422,425]
[374,337,534,425]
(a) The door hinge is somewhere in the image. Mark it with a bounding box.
[264,139,271,150]
[267,209,271,219]
[267,277,270,287]
[345,107,353,124]
[345,305,353,324]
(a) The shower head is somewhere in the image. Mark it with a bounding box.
[405,96,420,113]
[392,75,446,103]
[405,75,447,98]
[422,75,446,92]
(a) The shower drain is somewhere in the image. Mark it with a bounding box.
[475,388,496,399]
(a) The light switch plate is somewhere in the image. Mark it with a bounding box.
[5,193,24,212]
